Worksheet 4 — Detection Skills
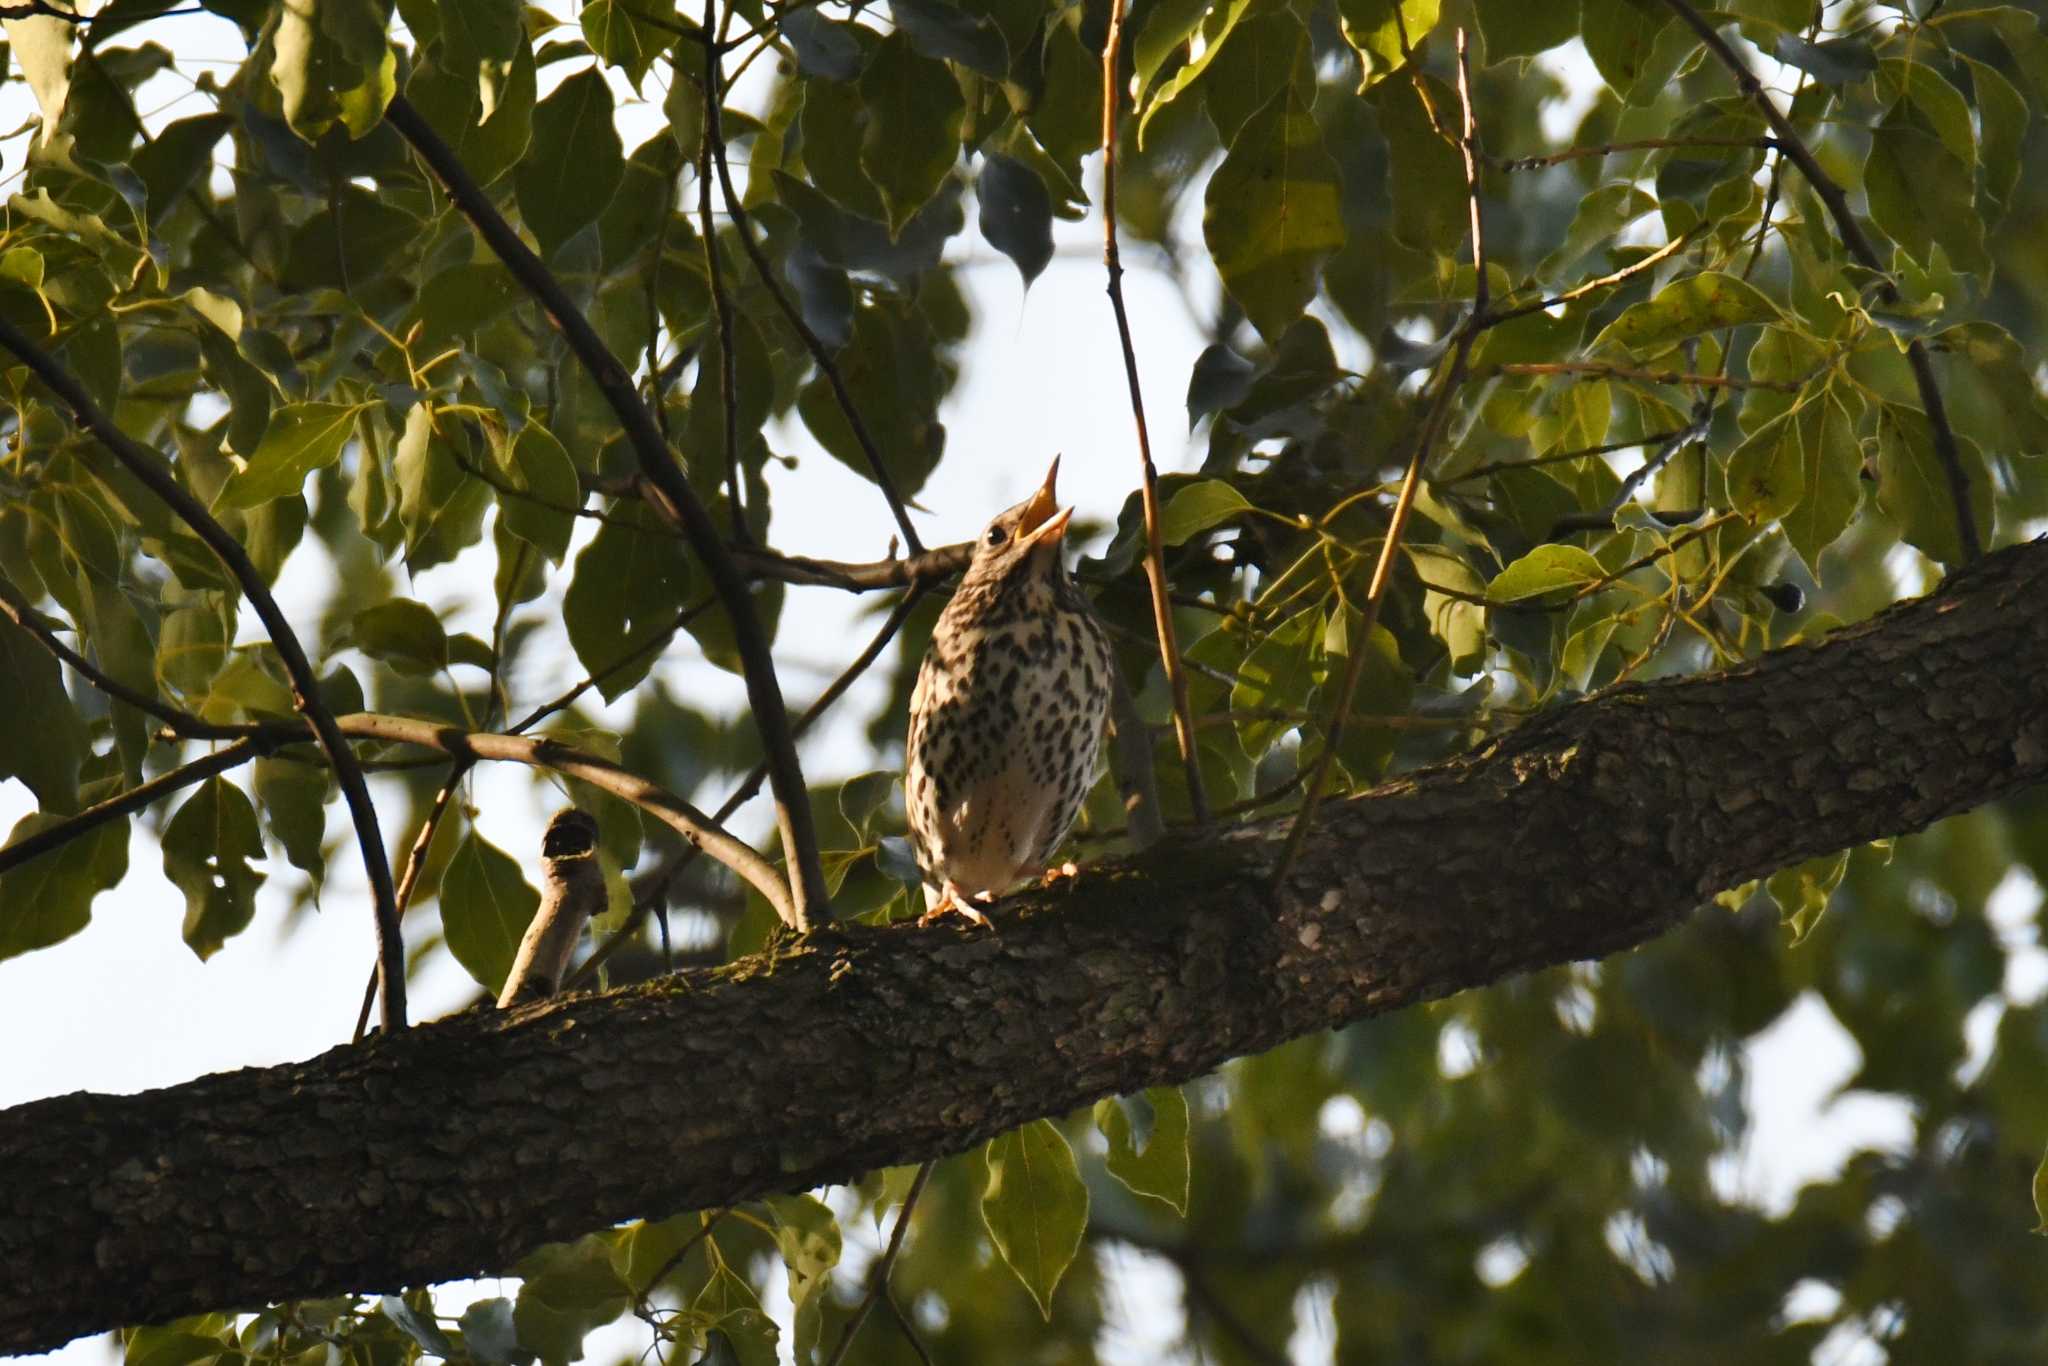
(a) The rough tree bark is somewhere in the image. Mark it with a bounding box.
[3,538,2045,1353]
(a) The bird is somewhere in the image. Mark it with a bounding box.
[904,457,1116,926]
[497,808,605,1007]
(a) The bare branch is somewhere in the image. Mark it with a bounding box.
[1102,0,1208,823]
[384,93,833,927]
[0,315,409,1032]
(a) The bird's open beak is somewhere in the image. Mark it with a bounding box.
[1017,457,1071,547]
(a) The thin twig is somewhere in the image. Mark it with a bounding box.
[695,76,925,557]
[1485,226,1700,327]
[733,542,972,592]
[879,1293,935,1366]
[507,597,717,735]
[385,93,832,927]
[696,1,747,543]
[1442,429,1692,485]
[823,1161,933,1366]
[351,765,469,1043]
[568,587,927,985]
[0,314,409,1032]
[1271,30,1489,891]
[0,578,248,740]
[1654,0,1980,562]
[1490,135,1778,171]
[0,738,277,877]
[1102,0,1208,824]
[1496,360,1801,392]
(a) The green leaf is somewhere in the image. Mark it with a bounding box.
[981,1120,1088,1319]
[781,9,864,80]
[563,500,693,702]
[514,67,624,258]
[1772,34,1875,86]
[440,828,540,995]
[1094,1087,1191,1214]
[6,11,73,137]
[1765,849,1848,944]
[379,1296,454,1357]
[1335,0,1437,90]
[1136,0,1254,147]
[1472,0,1576,62]
[1864,117,1985,276]
[1965,55,2028,218]
[1580,0,1687,105]
[797,296,948,500]
[218,401,369,509]
[162,778,268,960]
[456,1298,522,1366]
[1781,386,1862,580]
[1488,544,1606,601]
[1725,406,1804,525]
[976,153,1053,287]
[1876,403,1994,568]
[494,421,580,563]
[1133,0,1211,104]
[0,609,87,811]
[765,1195,842,1359]
[1368,73,1463,255]
[580,0,679,87]
[1203,85,1344,342]
[0,801,129,961]
[513,1235,632,1364]
[858,32,965,234]
[1186,343,1257,425]
[1160,479,1252,545]
[1232,608,1319,758]
[268,0,395,141]
[255,756,329,886]
[1591,271,1781,358]
[889,0,1007,77]
[393,403,492,571]
[2035,1144,2048,1235]
[351,598,450,675]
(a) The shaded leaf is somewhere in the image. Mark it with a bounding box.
[976,153,1053,286]
[351,598,449,675]
[858,32,965,234]
[890,0,1007,76]
[0,800,129,961]
[563,500,692,702]
[1204,85,1344,342]
[441,828,541,995]
[1875,403,1993,568]
[1772,34,1875,86]
[162,778,267,960]
[0,609,87,811]
[513,1236,632,1364]
[1592,271,1780,358]
[514,68,624,258]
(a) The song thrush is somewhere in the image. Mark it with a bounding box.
[905,458,1115,925]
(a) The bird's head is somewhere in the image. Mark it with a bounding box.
[961,457,1074,594]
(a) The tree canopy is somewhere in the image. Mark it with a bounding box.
[1,0,2046,1362]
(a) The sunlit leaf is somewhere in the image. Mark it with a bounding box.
[1204,85,1344,342]
[981,1120,1088,1319]
[1094,1088,1191,1214]
[1591,271,1781,359]
[1488,544,1605,601]
[1161,479,1252,545]
[218,401,371,509]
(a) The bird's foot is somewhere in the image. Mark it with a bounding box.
[918,886,995,929]
[1041,861,1080,885]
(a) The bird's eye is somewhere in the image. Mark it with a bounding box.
[984,525,1008,547]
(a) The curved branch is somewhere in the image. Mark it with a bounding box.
[4,536,2045,1353]
[0,315,409,1032]
[1654,0,1981,563]
[382,93,832,927]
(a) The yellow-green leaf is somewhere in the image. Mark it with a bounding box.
[981,1120,1088,1319]
[219,402,371,510]
[1094,1088,1191,1214]
[1161,479,1252,545]
[1592,271,1781,359]
[1876,402,1993,568]
[1204,85,1345,342]
[1488,544,1605,602]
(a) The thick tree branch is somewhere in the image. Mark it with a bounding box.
[0,315,409,1033]
[1655,0,1981,563]
[382,93,832,927]
[4,537,2045,1352]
